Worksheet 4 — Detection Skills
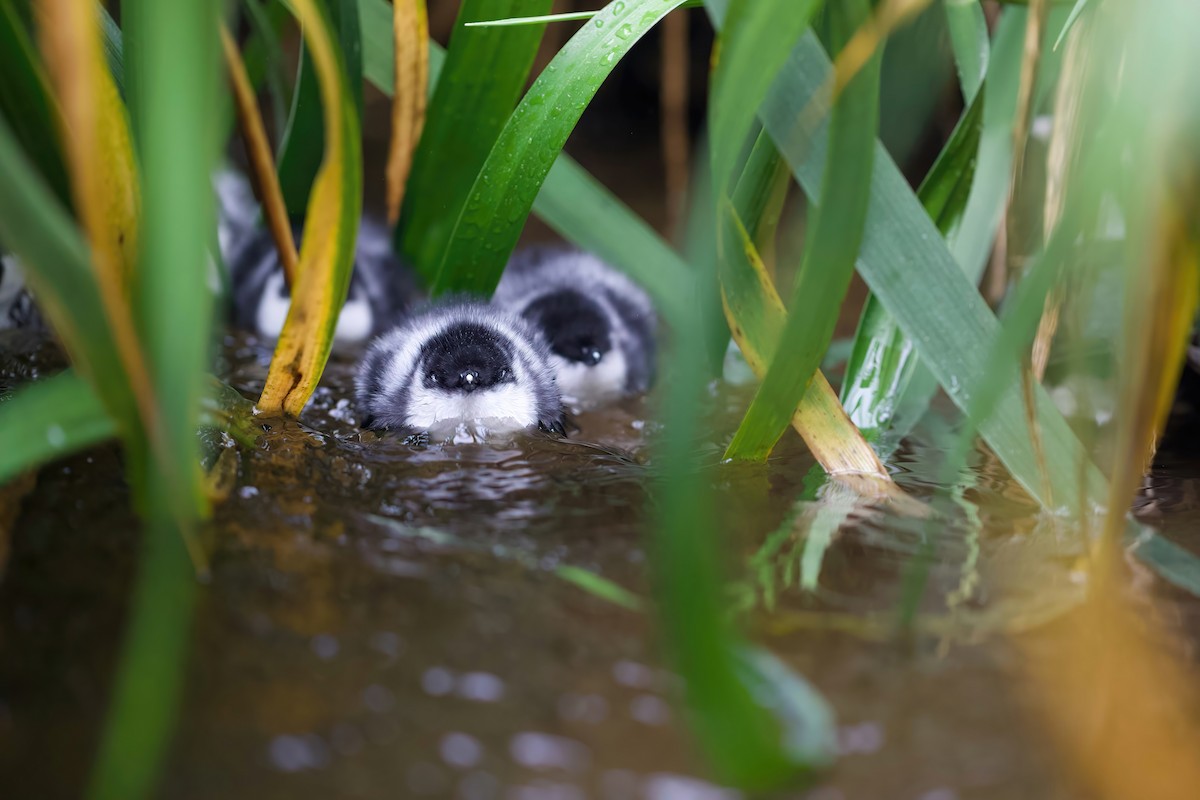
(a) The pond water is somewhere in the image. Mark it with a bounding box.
[2,332,1199,800]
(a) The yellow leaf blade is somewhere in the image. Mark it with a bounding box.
[220,22,299,287]
[36,0,159,438]
[258,0,363,417]
[386,0,429,224]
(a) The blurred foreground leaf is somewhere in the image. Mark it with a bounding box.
[0,372,116,485]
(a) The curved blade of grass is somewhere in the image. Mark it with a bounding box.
[0,372,116,486]
[719,202,894,492]
[463,2,705,27]
[835,10,1030,452]
[725,0,881,462]
[839,88,984,444]
[239,0,293,139]
[397,0,552,282]
[38,0,140,289]
[431,0,693,297]
[0,2,71,208]
[942,0,988,101]
[385,0,427,224]
[259,0,362,415]
[756,29,1096,507]
[278,0,361,216]
[359,0,689,321]
[222,22,299,287]
[1052,0,1089,50]
[707,0,822,196]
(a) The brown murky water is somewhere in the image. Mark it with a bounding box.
[2,332,1199,800]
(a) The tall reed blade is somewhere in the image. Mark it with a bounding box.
[221,21,299,287]
[431,0,693,297]
[385,0,427,224]
[394,0,551,282]
[725,0,881,462]
[258,0,362,416]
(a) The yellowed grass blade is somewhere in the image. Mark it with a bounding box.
[258,0,362,416]
[36,0,157,434]
[721,212,905,501]
[385,0,428,224]
[220,22,298,288]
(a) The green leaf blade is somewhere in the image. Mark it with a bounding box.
[397,0,553,284]
[0,372,116,485]
[430,0,693,298]
[725,0,882,461]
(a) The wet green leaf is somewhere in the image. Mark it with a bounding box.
[839,87,985,445]
[753,27,1097,508]
[396,0,552,282]
[725,0,881,461]
[359,0,688,324]
[0,372,116,486]
[430,0,694,297]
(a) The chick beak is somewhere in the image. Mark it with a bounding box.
[460,370,480,392]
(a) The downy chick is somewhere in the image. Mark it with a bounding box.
[355,300,564,441]
[217,170,418,343]
[493,246,655,406]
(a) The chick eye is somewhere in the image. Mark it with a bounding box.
[426,372,438,384]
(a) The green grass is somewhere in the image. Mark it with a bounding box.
[4,0,1200,795]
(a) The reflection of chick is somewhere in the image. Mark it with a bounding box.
[356,300,565,441]
[494,246,656,405]
[217,170,418,343]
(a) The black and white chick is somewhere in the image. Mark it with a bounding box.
[355,300,565,442]
[0,252,43,331]
[493,246,656,406]
[216,170,418,344]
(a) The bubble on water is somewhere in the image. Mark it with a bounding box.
[458,671,505,702]
[310,633,339,660]
[837,721,884,755]
[440,731,484,768]
[363,683,396,713]
[369,628,403,662]
[238,485,260,499]
[422,666,455,696]
[612,659,655,689]
[629,694,670,726]
[643,774,742,800]
[509,732,590,772]
[268,733,330,772]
